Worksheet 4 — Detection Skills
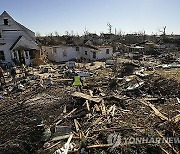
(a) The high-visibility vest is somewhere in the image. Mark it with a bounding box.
[73,76,82,86]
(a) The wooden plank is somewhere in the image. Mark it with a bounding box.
[51,134,71,141]
[55,108,77,125]
[74,119,80,132]
[140,100,168,121]
[89,89,93,96]
[94,104,100,112]
[160,146,170,154]
[85,100,90,111]
[63,133,73,154]
[72,92,102,103]
[87,143,113,149]
[101,99,106,115]
[171,114,180,123]
[112,105,116,117]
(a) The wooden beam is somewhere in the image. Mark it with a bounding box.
[140,100,168,121]
[72,92,102,103]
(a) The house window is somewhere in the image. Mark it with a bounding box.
[0,51,5,60]
[76,47,79,51]
[63,49,67,57]
[93,51,96,58]
[106,49,110,54]
[4,19,9,25]
[85,51,87,55]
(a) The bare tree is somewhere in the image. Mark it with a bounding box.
[54,31,59,37]
[107,22,112,34]
[159,26,166,36]
[83,27,89,35]
[65,31,70,36]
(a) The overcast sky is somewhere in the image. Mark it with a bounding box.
[1,0,180,36]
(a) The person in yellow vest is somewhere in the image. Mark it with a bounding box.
[73,73,82,91]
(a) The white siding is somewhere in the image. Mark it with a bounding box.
[96,47,113,60]
[0,11,38,65]
[44,46,113,62]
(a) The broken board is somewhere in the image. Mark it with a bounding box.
[71,92,102,103]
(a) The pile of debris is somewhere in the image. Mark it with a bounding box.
[0,60,180,154]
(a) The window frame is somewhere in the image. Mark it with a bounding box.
[76,47,79,51]
[3,19,9,25]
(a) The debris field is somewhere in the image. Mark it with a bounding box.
[0,55,180,154]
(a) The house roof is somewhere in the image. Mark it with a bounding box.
[0,11,35,40]
[10,35,39,50]
[84,44,99,50]
[10,36,22,50]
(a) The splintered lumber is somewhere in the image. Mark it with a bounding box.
[63,105,67,114]
[72,92,102,103]
[107,104,116,116]
[51,134,71,141]
[112,105,116,117]
[89,89,93,96]
[55,108,77,125]
[140,100,169,121]
[74,119,80,132]
[107,105,114,114]
[156,130,179,154]
[87,143,113,149]
[92,117,103,126]
[85,100,90,111]
[63,133,73,154]
[94,104,100,112]
[101,99,106,115]
[160,147,170,154]
[171,114,180,123]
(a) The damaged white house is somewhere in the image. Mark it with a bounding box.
[43,45,113,62]
[0,11,39,66]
